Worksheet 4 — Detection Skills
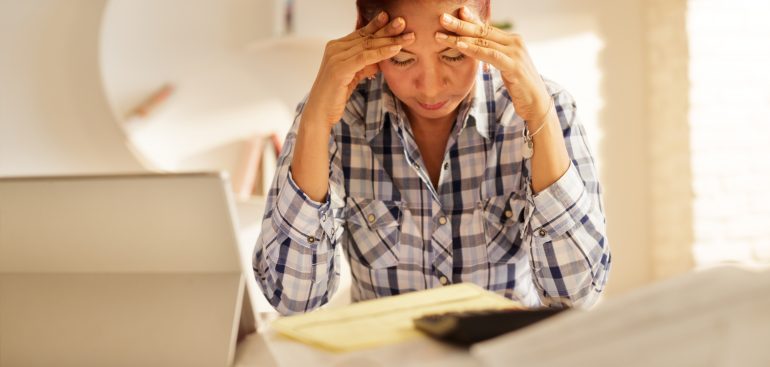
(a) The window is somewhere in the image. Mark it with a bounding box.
[688,0,770,265]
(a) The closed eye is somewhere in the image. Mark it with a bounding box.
[442,54,466,63]
[389,58,415,67]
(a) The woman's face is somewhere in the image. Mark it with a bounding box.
[378,1,479,123]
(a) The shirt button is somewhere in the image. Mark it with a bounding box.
[321,213,327,221]
[307,236,315,243]
[443,162,449,170]
[414,164,421,171]
[438,216,447,225]
[439,276,449,285]
[504,210,513,218]
[367,213,376,223]
[538,228,547,237]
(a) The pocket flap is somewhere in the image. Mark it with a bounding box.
[346,197,402,229]
[482,193,525,228]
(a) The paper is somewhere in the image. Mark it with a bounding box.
[271,283,522,352]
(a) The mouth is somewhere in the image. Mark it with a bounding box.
[417,100,448,111]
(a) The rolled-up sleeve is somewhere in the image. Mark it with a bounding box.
[526,89,611,308]
[252,100,349,315]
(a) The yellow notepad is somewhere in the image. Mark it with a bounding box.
[271,283,522,352]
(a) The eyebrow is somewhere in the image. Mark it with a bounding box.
[400,47,454,55]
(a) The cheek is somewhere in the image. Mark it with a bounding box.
[453,59,479,90]
[379,62,413,95]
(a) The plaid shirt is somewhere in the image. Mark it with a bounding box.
[253,65,611,315]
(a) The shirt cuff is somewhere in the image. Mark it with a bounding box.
[529,163,593,241]
[273,169,337,245]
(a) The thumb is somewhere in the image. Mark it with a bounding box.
[361,64,379,79]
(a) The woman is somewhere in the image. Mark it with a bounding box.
[253,0,611,315]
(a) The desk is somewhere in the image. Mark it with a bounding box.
[233,266,770,367]
[233,313,481,367]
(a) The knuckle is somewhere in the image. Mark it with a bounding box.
[475,25,486,38]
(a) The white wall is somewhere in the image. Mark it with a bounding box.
[0,0,144,176]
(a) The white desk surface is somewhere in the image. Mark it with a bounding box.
[233,313,480,367]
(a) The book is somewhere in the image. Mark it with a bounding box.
[231,133,282,200]
[271,283,522,352]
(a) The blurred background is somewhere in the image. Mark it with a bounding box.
[1,0,768,310]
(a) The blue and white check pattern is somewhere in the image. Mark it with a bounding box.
[253,65,611,315]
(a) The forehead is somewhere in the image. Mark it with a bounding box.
[389,1,464,35]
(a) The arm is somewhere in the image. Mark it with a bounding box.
[253,12,413,315]
[436,8,610,307]
[526,89,611,308]
[252,104,345,315]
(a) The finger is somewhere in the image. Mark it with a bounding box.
[343,45,403,71]
[442,35,515,71]
[440,11,512,45]
[338,16,407,49]
[338,32,414,60]
[342,11,388,41]
[435,33,506,54]
[371,16,406,38]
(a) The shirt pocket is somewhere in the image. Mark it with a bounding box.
[481,193,526,264]
[345,197,402,269]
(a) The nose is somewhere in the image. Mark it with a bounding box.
[414,61,448,100]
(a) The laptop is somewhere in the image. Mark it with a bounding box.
[0,172,256,367]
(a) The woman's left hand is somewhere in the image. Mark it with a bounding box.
[436,7,551,124]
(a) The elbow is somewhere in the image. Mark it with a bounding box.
[539,248,611,310]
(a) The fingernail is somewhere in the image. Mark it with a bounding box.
[378,11,387,22]
[402,32,415,40]
[442,14,452,23]
[457,41,468,49]
[389,45,402,52]
[392,18,403,28]
[435,32,447,40]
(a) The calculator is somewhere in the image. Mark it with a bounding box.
[413,307,567,346]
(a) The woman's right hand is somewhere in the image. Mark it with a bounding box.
[303,11,415,129]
